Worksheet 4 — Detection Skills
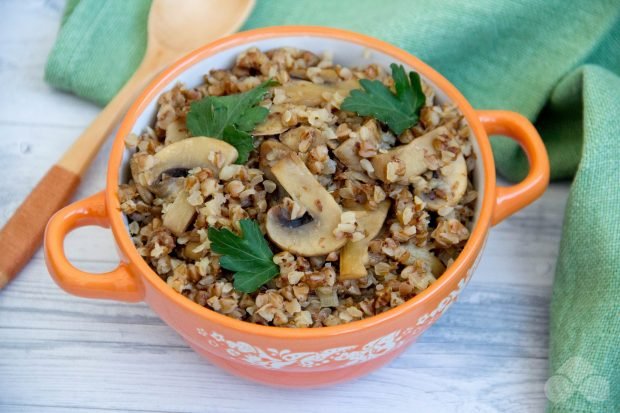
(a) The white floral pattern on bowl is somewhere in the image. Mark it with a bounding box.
[195,252,481,370]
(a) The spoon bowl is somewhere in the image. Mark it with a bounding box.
[147,0,255,58]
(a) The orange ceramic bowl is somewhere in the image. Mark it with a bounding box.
[44,26,549,388]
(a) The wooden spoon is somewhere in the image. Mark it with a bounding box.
[0,0,255,289]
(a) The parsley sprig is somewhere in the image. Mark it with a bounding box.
[186,79,277,163]
[341,64,425,135]
[208,219,279,293]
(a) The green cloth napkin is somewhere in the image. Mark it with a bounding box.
[45,1,620,411]
[45,0,151,107]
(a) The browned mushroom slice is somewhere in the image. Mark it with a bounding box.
[149,175,186,198]
[280,79,359,106]
[163,191,196,236]
[334,119,381,172]
[371,126,467,209]
[141,137,238,187]
[289,68,340,83]
[258,140,294,200]
[317,68,340,83]
[371,126,447,184]
[252,113,290,136]
[339,200,391,280]
[259,140,293,184]
[265,153,346,256]
[259,140,292,163]
[280,126,326,152]
[415,154,468,211]
[333,137,363,172]
[288,67,310,80]
[400,243,445,277]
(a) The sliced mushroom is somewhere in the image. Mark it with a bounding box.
[334,119,381,171]
[280,79,359,107]
[280,126,326,152]
[265,153,346,256]
[400,243,445,277]
[317,69,340,83]
[259,140,293,184]
[164,120,189,145]
[149,175,186,198]
[371,126,467,209]
[141,137,238,188]
[289,68,340,83]
[339,201,391,280]
[288,68,311,80]
[253,113,290,136]
[371,126,447,183]
[334,137,363,172]
[258,140,296,200]
[415,154,467,211]
[163,191,196,236]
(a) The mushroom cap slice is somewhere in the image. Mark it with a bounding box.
[265,153,346,257]
[150,176,186,199]
[280,79,360,107]
[334,119,381,172]
[142,137,238,187]
[333,137,363,172]
[339,201,391,280]
[371,126,447,183]
[289,68,340,83]
[416,153,467,211]
[400,243,445,277]
[253,113,290,136]
[259,140,293,186]
[163,191,196,236]
[280,126,326,152]
[371,126,467,209]
[259,140,292,166]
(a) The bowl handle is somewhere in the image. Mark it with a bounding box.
[477,110,550,225]
[44,191,144,302]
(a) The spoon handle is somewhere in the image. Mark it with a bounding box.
[0,54,160,290]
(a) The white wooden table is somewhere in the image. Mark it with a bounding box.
[0,1,569,412]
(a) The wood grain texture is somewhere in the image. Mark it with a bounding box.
[0,1,570,412]
[0,165,79,289]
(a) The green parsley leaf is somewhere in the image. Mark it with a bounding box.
[221,125,253,164]
[341,63,425,135]
[207,219,279,293]
[232,266,281,295]
[186,79,277,163]
[234,105,270,133]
